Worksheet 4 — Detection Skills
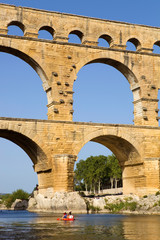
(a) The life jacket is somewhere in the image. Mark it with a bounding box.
[68,215,74,220]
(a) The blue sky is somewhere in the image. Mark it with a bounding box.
[0,0,160,193]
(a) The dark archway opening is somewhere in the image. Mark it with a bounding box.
[7,21,24,37]
[153,41,160,54]
[98,34,112,48]
[38,26,54,40]
[68,30,83,44]
[126,38,140,51]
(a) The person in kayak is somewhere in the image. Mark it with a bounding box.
[68,211,74,220]
[62,212,67,219]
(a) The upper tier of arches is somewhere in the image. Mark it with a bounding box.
[5,21,160,53]
[1,3,160,54]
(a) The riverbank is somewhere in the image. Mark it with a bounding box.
[86,193,160,215]
[1,190,160,215]
[26,190,160,215]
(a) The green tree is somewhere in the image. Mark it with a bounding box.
[107,154,122,188]
[74,159,87,191]
[86,155,108,193]
[75,155,109,193]
[74,154,122,193]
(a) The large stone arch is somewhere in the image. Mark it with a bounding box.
[0,127,53,193]
[74,55,139,108]
[75,130,143,194]
[72,56,138,125]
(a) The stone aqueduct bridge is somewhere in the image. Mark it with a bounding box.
[1,4,160,196]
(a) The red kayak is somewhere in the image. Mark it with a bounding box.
[57,218,75,221]
[63,218,75,221]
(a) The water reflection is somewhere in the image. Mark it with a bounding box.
[122,215,160,240]
[0,211,160,240]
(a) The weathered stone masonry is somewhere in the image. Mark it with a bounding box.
[0,4,160,196]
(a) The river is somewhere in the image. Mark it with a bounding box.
[0,210,160,240]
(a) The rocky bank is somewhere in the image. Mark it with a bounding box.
[28,191,86,213]
[1,191,160,214]
[0,199,28,210]
[27,191,160,215]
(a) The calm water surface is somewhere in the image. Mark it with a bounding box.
[0,210,160,240]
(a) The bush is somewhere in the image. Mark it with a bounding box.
[3,189,29,208]
[124,201,137,211]
[124,196,133,201]
[0,194,10,202]
[104,199,137,213]
[143,195,148,198]
[155,191,160,196]
[153,200,160,207]
[88,204,101,213]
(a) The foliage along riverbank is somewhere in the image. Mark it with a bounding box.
[83,190,160,215]
[0,189,29,210]
[1,189,160,215]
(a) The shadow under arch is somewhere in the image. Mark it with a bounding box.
[0,45,50,92]
[0,129,48,168]
[91,135,141,165]
[75,57,138,88]
[126,38,141,51]
[77,132,141,166]
[8,21,25,33]
[84,58,138,85]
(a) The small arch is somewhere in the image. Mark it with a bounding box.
[153,41,160,54]
[7,21,25,36]
[126,38,141,51]
[98,34,112,47]
[68,30,83,44]
[38,26,54,40]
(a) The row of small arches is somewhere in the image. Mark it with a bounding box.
[7,21,160,53]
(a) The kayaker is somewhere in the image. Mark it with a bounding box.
[62,212,67,219]
[68,211,74,220]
